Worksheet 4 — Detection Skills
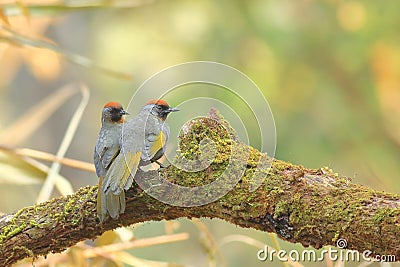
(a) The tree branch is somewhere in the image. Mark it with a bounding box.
[0,110,399,266]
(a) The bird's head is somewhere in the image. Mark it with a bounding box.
[145,99,179,120]
[102,102,129,124]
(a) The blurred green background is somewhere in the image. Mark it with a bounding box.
[0,0,399,266]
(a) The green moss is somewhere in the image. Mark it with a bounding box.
[64,197,77,214]
[274,200,291,218]
[164,113,279,220]
[29,220,39,227]
[13,245,34,258]
[373,208,400,224]
[0,209,28,244]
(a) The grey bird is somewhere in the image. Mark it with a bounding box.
[94,102,128,222]
[99,99,179,221]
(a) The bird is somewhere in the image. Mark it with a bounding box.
[98,99,179,222]
[94,102,129,223]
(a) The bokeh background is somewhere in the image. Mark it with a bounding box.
[0,0,399,266]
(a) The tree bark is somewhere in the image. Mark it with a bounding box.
[0,110,399,266]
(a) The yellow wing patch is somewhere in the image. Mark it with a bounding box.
[149,131,167,157]
[103,151,141,195]
[120,151,141,190]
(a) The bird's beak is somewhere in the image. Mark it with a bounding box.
[168,107,180,113]
[121,110,130,115]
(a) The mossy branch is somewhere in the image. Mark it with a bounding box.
[0,109,399,266]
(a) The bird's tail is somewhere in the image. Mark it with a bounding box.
[98,152,141,222]
[97,176,126,222]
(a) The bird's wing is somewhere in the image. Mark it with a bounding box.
[102,150,141,195]
[94,129,121,177]
[143,127,168,161]
[101,145,120,171]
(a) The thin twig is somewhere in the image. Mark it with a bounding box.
[0,146,95,173]
[37,84,89,202]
